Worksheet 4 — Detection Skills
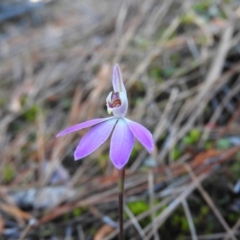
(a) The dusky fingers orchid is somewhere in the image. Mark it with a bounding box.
[56,64,154,169]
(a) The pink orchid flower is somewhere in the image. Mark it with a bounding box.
[56,64,154,169]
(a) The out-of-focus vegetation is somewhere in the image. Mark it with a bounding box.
[0,0,240,239]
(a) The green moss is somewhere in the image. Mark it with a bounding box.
[219,9,227,19]
[192,0,226,20]
[183,128,201,145]
[181,12,196,25]
[200,206,209,216]
[127,200,150,216]
[2,163,15,183]
[89,227,97,235]
[193,0,212,12]
[127,200,152,227]
[161,67,176,78]
[216,138,231,150]
[170,54,181,66]
[181,218,189,231]
[149,66,176,80]
[228,213,238,222]
[22,105,39,122]
[189,128,201,143]
[230,160,240,177]
[73,207,83,217]
[204,141,213,150]
[170,146,181,161]
[149,69,161,79]
[183,136,192,145]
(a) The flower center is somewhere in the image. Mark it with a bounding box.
[109,92,121,108]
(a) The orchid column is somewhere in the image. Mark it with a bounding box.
[57,64,154,239]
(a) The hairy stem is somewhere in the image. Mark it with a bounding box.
[118,167,125,240]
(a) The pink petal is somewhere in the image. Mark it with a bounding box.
[125,119,154,153]
[74,118,117,160]
[110,119,134,169]
[56,117,114,137]
[112,64,126,93]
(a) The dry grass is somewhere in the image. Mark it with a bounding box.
[0,0,240,239]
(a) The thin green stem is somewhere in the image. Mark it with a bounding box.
[118,167,125,240]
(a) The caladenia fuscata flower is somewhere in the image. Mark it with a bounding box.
[56,64,154,169]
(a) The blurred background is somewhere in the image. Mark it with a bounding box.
[1,0,240,239]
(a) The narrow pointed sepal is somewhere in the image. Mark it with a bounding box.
[56,117,114,137]
[112,63,126,93]
[125,119,154,153]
